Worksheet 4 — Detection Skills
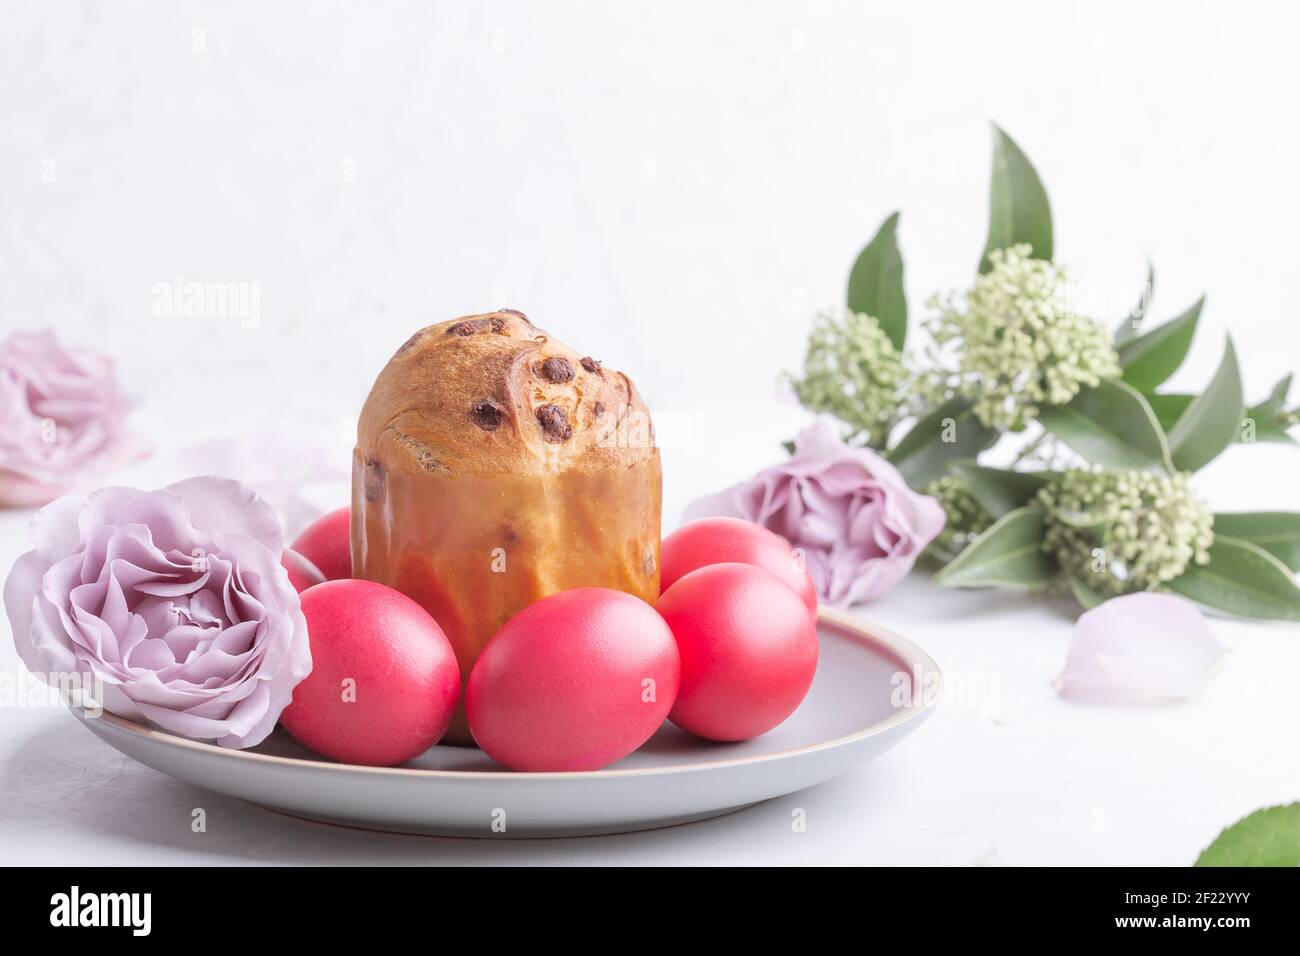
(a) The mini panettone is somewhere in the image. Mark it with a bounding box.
[352,310,662,745]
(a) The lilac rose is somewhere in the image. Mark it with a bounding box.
[0,329,147,507]
[3,476,311,747]
[685,420,945,606]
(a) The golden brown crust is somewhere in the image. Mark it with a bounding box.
[357,311,655,480]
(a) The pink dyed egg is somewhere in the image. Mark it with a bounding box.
[280,579,459,766]
[660,516,818,613]
[658,562,818,742]
[290,507,352,581]
[466,588,680,772]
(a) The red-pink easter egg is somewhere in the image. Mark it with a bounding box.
[281,547,327,593]
[281,579,460,766]
[657,562,818,742]
[466,588,680,772]
[660,516,818,613]
[290,507,352,581]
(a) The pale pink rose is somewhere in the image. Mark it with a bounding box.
[3,476,311,747]
[0,329,147,507]
[684,420,946,605]
[1054,593,1227,702]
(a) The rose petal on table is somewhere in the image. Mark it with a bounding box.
[1054,592,1227,702]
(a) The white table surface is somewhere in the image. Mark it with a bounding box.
[3,1,1299,865]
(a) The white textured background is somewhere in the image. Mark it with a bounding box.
[2,0,1298,865]
[4,0,1299,518]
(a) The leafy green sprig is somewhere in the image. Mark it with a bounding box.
[790,124,1300,620]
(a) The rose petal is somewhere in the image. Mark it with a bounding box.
[167,476,285,556]
[2,551,65,674]
[1054,592,1227,702]
[25,494,87,561]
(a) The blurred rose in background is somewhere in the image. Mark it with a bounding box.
[0,329,148,507]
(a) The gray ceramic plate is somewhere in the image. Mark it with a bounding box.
[73,608,939,838]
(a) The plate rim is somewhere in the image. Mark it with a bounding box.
[73,606,940,782]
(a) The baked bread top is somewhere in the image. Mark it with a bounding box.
[357,310,656,482]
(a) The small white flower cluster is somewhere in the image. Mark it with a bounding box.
[924,245,1120,431]
[789,307,903,447]
[1038,469,1214,595]
[924,474,992,562]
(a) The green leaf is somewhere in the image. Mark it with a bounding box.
[1251,425,1298,446]
[1243,373,1297,445]
[1037,378,1173,472]
[1113,262,1154,348]
[1155,388,1270,451]
[948,461,1050,519]
[934,506,1054,589]
[980,125,1052,273]
[847,211,907,352]
[1195,803,1300,867]
[1068,575,1108,610]
[1212,512,1300,571]
[1167,535,1300,622]
[1146,392,1194,434]
[1252,373,1292,419]
[888,398,999,487]
[1167,336,1244,472]
[1118,296,1203,392]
